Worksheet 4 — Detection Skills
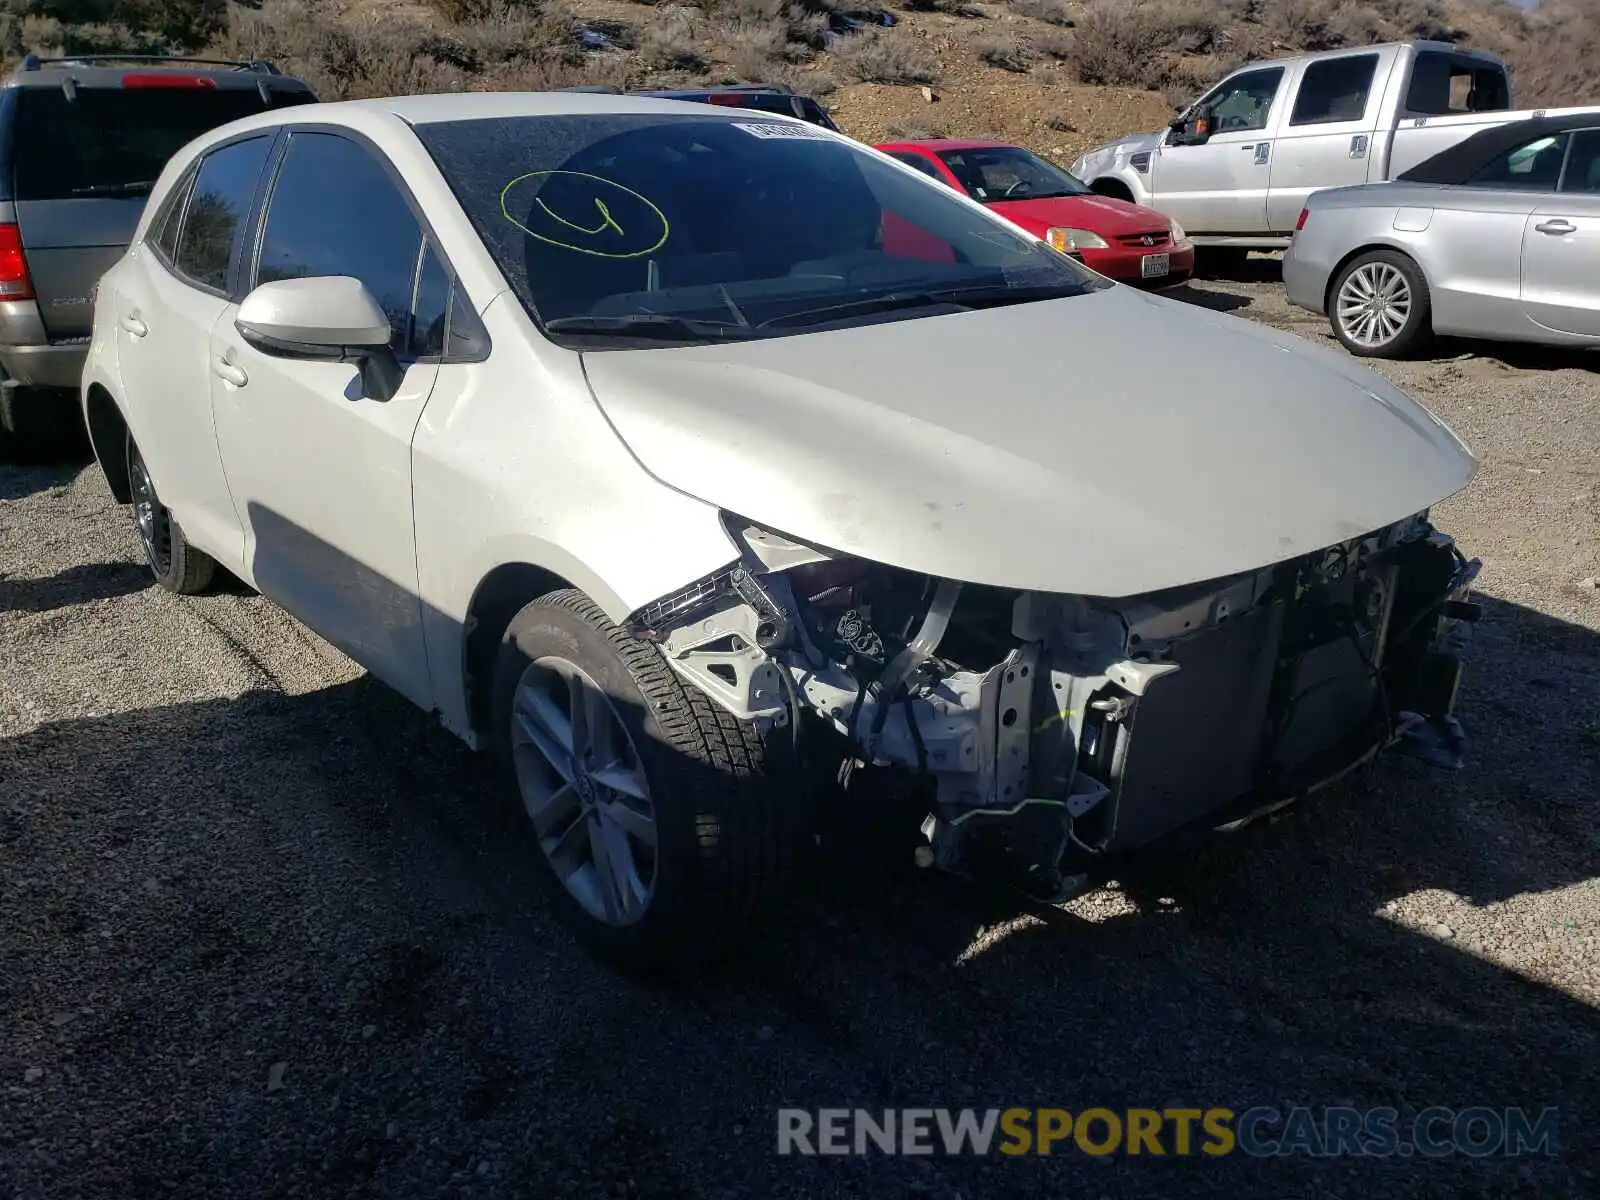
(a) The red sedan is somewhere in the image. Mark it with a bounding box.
[874,138,1194,286]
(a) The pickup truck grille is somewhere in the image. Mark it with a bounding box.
[1116,231,1171,248]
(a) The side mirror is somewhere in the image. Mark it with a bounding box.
[235,276,403,401]
[236,276,391,355]
[1168,109,1213,147]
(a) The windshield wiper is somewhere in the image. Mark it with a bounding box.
[756,282,1084,331]
[70,180,156,197]
[543,313,755,341]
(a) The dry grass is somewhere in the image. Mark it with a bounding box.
[830,27,940,85]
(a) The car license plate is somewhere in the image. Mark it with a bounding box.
[1141,252,1170,279]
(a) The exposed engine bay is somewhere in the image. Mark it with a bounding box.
[626,513,1480,901]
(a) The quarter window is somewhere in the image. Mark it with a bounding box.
[1466,134,1570,190]
[256,132,425,353]
[412,241,451,359]
[150,166,195,264]
[1291,54,1379,126]
[887,151,947,182]
[173,136,273,291]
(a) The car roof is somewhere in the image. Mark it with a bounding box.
[1226,39,1503,74]
[877,138,1014,152]
[215,89,825,130]
[1399,111,1600,185]
[2,55,309,90]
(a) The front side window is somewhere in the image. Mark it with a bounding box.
[415,114,1105,348]
[1466,133,1569,190]
[1291,54,1379,126]
[256,132,425,352]
[1560,129,1600,195]
[1194,68,1285,134]
[935,146,1092,202]
[173,136,273,291]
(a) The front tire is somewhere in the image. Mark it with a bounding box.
[1329,249,1432,359]
[491,589,798,970]
[126,434,215,594]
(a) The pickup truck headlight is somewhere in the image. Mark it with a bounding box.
[1046,227,1108,254]
[1168,218,1189,246]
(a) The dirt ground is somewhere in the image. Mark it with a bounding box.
[1,266,1597,1198]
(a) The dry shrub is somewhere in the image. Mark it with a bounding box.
[1009,0,1074,27]
[830,28,939,84]
[977,34,1032,72]
[1067,2,1163,86]
[638,10,704,70]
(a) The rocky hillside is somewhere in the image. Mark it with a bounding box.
[2,0,1597,164]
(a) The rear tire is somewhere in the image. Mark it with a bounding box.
[1328,249,1432,359]
[491,589,800,971]
[126,433,215,594]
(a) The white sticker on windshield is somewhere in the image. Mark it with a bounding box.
[731,121,833,140]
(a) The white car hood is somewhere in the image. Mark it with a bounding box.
[580,286,1477,598]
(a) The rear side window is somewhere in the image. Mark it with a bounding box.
[886,151,946,181]
[1291,54,1379,126]
[173,136,274,291]
[256,132,425,353]
[1559,129,1600,195]
[1465,133,1569,190]
[11,87,312,202]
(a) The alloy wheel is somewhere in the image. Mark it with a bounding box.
[127,446,173,577]
[1336,261,1412,349]
[510,656,658,926]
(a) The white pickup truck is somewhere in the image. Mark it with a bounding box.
[1070,40,1599,250]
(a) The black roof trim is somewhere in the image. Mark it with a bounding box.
[1399,112,1600,185]
[18,53,282,75]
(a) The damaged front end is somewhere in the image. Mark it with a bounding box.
[626,513,1480,902]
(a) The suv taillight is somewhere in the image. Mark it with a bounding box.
[0,223,34,301]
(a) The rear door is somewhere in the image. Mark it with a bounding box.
[1520,128,1600,337]
[1266,50,1393,232]
[10,80,312,341]
[1148,66,1285,233]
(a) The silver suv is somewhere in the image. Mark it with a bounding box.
[0,54,315,457]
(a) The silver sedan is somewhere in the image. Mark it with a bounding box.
[1284,115,1600,358]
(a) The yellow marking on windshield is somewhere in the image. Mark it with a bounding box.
[499,170,670,259]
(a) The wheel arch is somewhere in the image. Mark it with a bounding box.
[83,383,132,502]
[1089,176,1136,202]
[462,561,579,738]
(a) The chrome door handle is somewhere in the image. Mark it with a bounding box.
[212,355,248,388]
[119,314,148,338]
[1535,219,1576,235]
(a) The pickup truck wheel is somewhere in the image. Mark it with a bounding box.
[126,434,215,594]
[1329,250,1432,359]
[491,589,797,971]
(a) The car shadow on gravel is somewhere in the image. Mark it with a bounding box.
[1427,338,1600,374]
[1156,282,1255,314]
[0,461,84,501]
[0,561,151,613]
[2,566,1597,1197]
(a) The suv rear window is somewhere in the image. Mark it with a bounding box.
[11,86,313,201]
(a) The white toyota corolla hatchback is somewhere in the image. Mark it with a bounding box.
[82,91,1481,967]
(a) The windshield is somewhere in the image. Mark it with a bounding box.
[12,86,315,202]
[413,113,1105,347]
[934,145,1093,203]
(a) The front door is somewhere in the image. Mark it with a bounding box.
[1150,66,1285,234]
[1266,51,1393,233]
[1520,129,1600,338]
[208,130,450,707]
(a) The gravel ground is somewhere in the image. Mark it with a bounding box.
[2,268,1598,1199]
